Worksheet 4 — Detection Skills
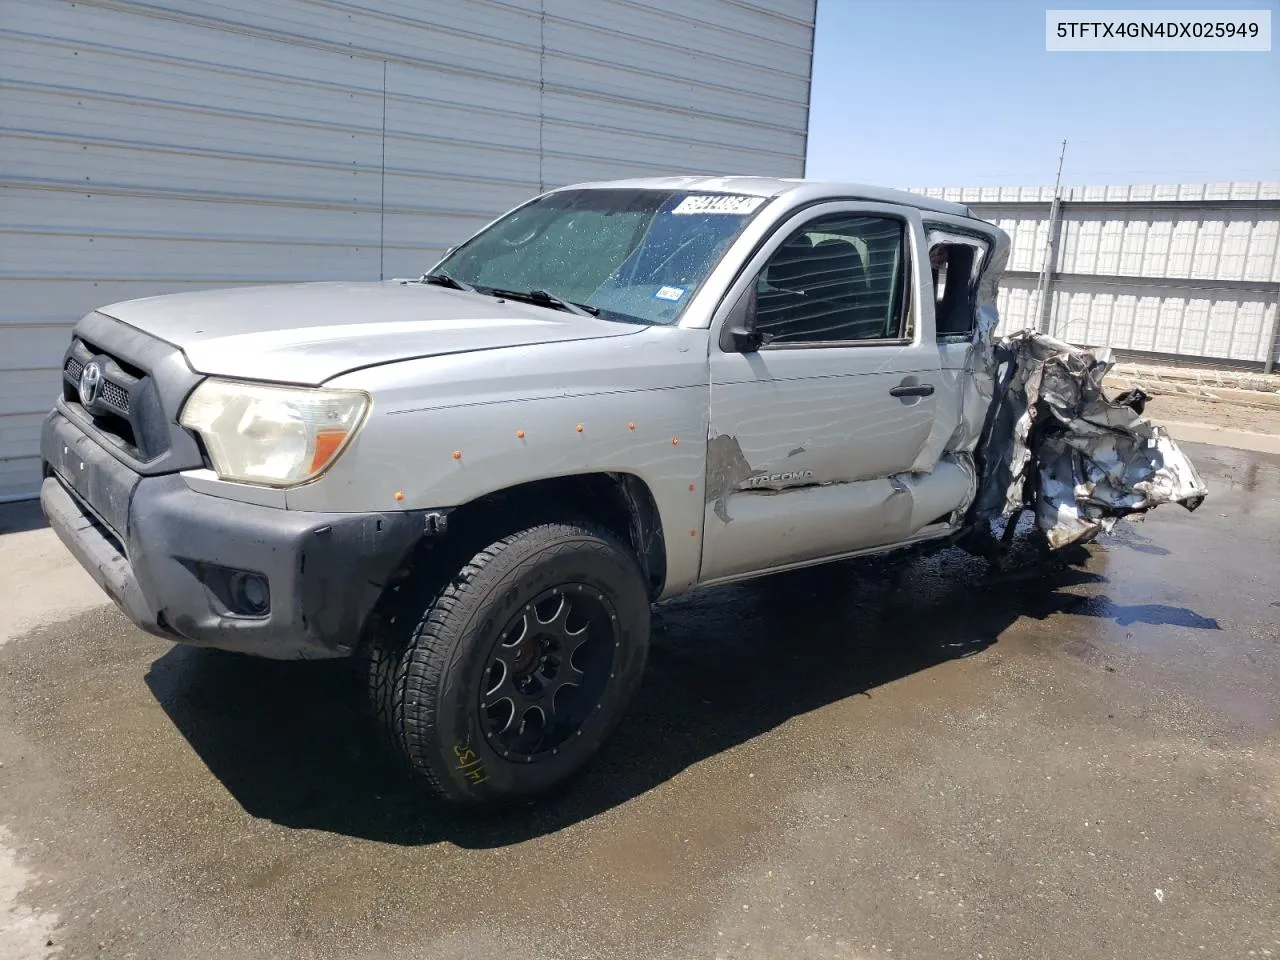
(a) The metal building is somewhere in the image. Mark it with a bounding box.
[0,0,818,501]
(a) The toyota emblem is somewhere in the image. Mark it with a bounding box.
[79,359,104,408]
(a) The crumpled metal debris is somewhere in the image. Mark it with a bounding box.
[972,330,1208,549]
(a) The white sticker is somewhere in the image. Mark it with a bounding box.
[671,194,766,216]
[654,286,686,301]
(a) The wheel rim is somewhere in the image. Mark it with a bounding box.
[478,584,619,763]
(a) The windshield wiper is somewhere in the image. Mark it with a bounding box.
[421,271,477,293]
[424,274,602,319]
[486,288,600,318]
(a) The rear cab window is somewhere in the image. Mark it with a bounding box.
[925,227,991,340]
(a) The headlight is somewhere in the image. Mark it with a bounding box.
[179,379,370,486]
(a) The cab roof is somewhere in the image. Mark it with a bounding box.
[554,175,975,219]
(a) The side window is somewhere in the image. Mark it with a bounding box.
[928,238,988,338]
[753,215,908,345]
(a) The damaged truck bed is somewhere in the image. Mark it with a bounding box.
[971,330,1208,555]
[925,214,1208,565]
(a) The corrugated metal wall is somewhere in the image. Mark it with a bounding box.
[913,183,1280,370]
[0,0,817,501]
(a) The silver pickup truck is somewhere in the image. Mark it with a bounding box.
[39,177,1206,807]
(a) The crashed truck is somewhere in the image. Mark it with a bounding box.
[39,178,1206,807]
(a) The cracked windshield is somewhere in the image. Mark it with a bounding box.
[431,188,767,324]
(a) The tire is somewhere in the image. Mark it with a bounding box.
[367,520,651,807]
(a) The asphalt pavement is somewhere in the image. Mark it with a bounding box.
[1,440,1277,960]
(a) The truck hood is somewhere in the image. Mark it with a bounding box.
[96,281,643,384]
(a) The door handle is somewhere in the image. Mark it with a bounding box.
[889,383,935,398]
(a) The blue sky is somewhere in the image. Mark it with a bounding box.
[805,0,1280,187]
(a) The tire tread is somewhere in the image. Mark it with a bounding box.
[368,520,646,805]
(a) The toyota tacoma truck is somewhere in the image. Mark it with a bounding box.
[39,177,1207,807]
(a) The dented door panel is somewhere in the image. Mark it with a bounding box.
[698,476,912,582]
[698,201,948,582]
[701,343,941,581]
[911,353,964,472]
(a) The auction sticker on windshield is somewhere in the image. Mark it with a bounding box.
[672,194,766,215]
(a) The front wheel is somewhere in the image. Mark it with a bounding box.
[368,520,651,807]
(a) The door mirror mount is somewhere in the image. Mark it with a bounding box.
[718,287,764,353]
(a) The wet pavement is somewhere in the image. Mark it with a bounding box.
[1,440,1277,960]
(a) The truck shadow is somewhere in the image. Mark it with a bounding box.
[143,541,1216,849]
[0,498,49,535]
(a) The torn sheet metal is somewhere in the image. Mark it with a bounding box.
[705,433,761,523]
[972,330,1208,549]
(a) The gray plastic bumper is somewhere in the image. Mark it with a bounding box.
[40,411,429,659]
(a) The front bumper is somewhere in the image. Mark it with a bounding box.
[40,411,429,659]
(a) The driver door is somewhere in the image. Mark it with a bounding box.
[698,203,940,583]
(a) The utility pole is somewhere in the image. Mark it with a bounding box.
[1033,139,1067,335]
[1265,223,1280,374]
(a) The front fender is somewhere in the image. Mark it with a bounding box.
[289,331,713,595]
